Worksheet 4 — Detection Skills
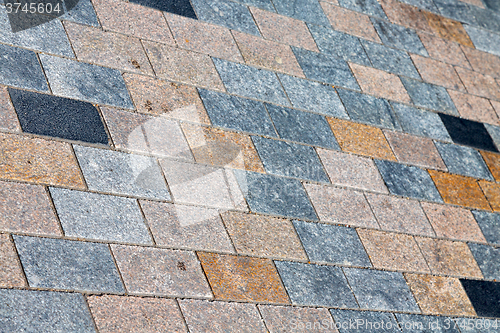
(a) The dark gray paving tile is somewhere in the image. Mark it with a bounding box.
[307,23,371,66]
[60,0,100,27]
[40,54,133,109]
[434,142,493,180]
[343,267,420,312]
[191,0,260,35]
[272,0,330,25]
[338,0,387,19]
[400,77,458,115]
[292,47,360,90]
[361,40,421,79]
[234,170,318,220]
[440,114,498,152]
[274,261,358,307]
[50,187,153,244]
[14,235,125,293]
[331,309,400,332]
[469,243,500,281]
[371,19,428,56]
[252,136,329,182]
[433,0,477,25]
[198,89,277,137]
[277,73,348,118]
[265,103,340,149]
[337,89,401,130]
[293,220,371,267]
[460,279,500,318]
[375,159,443,202]
[0,289,96,333]
[454,317,500,332]
[396,313,461,333]
[74,145,171,200]
[464,25,500,57]
[212,58,290,106]
[400,0,438,12]
[131,0,197,18]
[472,210,500,245]
[486,124,500,152]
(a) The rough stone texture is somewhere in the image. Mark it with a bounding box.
[480,150,500,181]
[272,0,330,25]
[478,180,500,212]
[463,24,500,57]
[455,66,500,101]
[379,0,432,32]
[331,309,400,333]
[472,210,500,245]
[0,85,20,132]
[371,18,427,55]
[469,243,500,280]
[259,305,337,333]
[424,11,474,47]
[361,40,420,79]
[339,0,387,18]
[461,46,500,79]
[448,90,499,125]
[395,313,461,333]
[418,31,471,68]
[400,77,458,115]
[0,233,25,287]
[410,54,465,91]
[434,142,493,180]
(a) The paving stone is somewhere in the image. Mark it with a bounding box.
[344,268,419,312]
[259,305,336,333]
[0,85,19,132]
[357,229,429,272]
[421,202,486,242]
[60,0,100,26]
[191,0,260,35]
[439,113,498,152]
[143,41,225,91]
[140,201,234,252]
[400,77,458,114]
[338,0,387,18]
[371,18,427,55]
[0,132,85,188]
[454,318,500,333]
[221,211,307,260]
[212,58,290,105]
[294,220,371,267]
[304,183,379,228]
[10,88,108,145]
[277,73,348,118]
[435,142,493,180]
[350,63,411,104]
[317,149,388,193]
[455,66,500,101]
[464,25,500,57]
[416,237,483,278]
[321,2,381,42]
[469,243,500,280]
[492,100,500,118]
[0,43,48,92]
[130,0,196,17]
[365,193,435,236]
[361,40,420,79]
[448,90,499,125]
[266,103,339,148]
[461,46,500,79]
[179,299,267,333]
[411,54,465,91]
[0,289,96,333]
[379,0,433,32]
[272,0,330,25]
[87,295,187,333]
[395,313,461,333]
[331,309,400,333]
[336,88,401,130]
[198,89,277,137]
[418,31,472,68]
[375,159,443,202]
[474,205,500,241]
[233,0,275,11]
[14,236,124,292]
[112,245,212,297]
[40,54,133,109]
[274,261,357,307]
[486,123,500,151]
[460,279,500,318]
[400,0,438,11]
[423,11,474,47]
[0,233,25,288]
[478,180,500,212]
[480,150,500,181]
[292,47,360,90]
[198,252,288,303]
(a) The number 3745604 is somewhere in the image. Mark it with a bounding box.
[5,2,62,14]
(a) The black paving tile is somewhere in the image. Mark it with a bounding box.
[130,0,197,19]
[460,279,500,318]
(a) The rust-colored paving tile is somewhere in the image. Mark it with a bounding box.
[357,229,430,273]
[379,0,432,32]
[404,273,476,316]
[416,237,483,278]
[480,150,500,181]
[0,86,19,132]
[250,7,319,52]
[350,63,411,103]
[328,118,396,160]
[0,133,85,189]
[423,11,474,47]
[320,2,381,43]
[428,170,490,210]
[417,31,471,69]
[232,31,304,77]
[123,73,210,124]
[448,90,500,125]
[478,180,500,212]
[0,233,25,287]
[462,46,500,79]
[198,252,289,304]
[410,54,465,92]
[165,12,243,63]
[455,66,500,101]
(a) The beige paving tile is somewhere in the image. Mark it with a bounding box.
[0,233,25,287]
[417,31,471,69]
[0,86,20,132]
[461,46,500,79]
[448,90,500,125]
[411,54,465,91]
[455,66,500,101]
[258,305,337,332]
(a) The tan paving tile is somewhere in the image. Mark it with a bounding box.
[87,295,187,333]
[410,54,465,91]
[461,46,500,79]
[417,31,471,69]
[198,252,289,303]
[221,211,307,260]
[258,305,337,333]
[350,63,411,103]
[455,66,500,101]
[478,180,500,212]
[0,86,20,132]
[423,11,474,47]
[480,150,500,182]
[0,233,25,287]
[492,100,500,119]
[404,273,476,316]
[0,133,85,189]
[458,0,485,7]
[379,0,432,32]
[448,90,500,125]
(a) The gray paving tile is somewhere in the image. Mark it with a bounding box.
[371,19,428,56]
[0,289,96,333]
[434,142,493,180]
[50,187,153,244]
[60,0,100,27]
[472,210,500,245]
[433,0,477,25]
[212,58,290,106]
[39,54,134,109]
[234,170,318,220]
[252,136,330,182]
[274,261,358,307]
[272,0,330,25]
[331,309,400,332]
[470,7,500,34]
[14,235,125,293]
[400,77,458,115]
[361,40,421,79]
[198,89,277,137]
[400,0,438,12]
[0,43,48,92]
[292,47,360,90]
[343,267,420,312]
[293,220,371,267]
[337,89,401,130]
[307,23,371,66]
[469,243,500,281]
[486,124,500,151]
[266,103,340,148]
[338,0,387,19]
[391,102,452,142]
[191,0,261,36]
[277,73,348,118]
[464,25,500,57]
[74,145,171,200]
[395,313,461,333]
[375,159,443,202]
[233,0,275,11]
